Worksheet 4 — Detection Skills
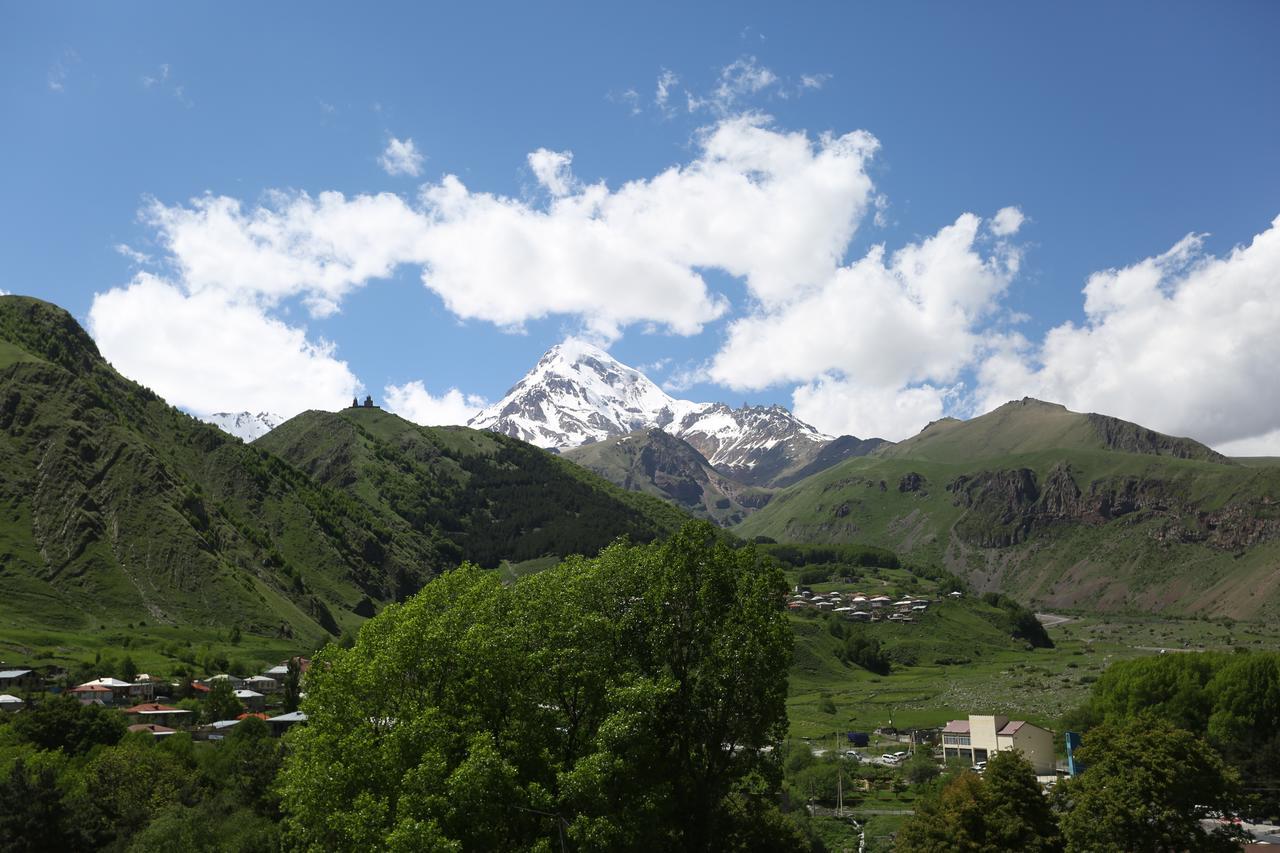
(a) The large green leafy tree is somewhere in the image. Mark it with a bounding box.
[1055,717,1247,852]
[277,522,797,852]
[282,658,302,713]
[202,679,244,724]
[1071,651,1280,814]
[10,695,126,755]
[896,750,1062,853]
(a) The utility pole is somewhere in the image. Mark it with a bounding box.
[835,731,843,817]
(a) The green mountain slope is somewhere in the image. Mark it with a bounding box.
[560,428,771,525]
[255,409,689,568]
[0,296,440,645]
[738,399,1280,619]
[877,398,1229,464]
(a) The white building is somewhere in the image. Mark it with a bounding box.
[941,714,1055,775]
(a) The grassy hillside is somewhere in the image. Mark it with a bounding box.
[256,408,690,568]
[0,296,441,647]
[739,401,1280,619]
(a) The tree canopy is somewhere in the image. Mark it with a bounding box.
[896,750,1061,853]
[1055,717,1247,852]
[1072,650,1280,815]
[277,522,800,852]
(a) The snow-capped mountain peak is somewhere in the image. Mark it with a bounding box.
[467,340,835,478]
[205,411,286,442]
[468,339,701,447]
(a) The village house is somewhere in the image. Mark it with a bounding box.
[127,723,177,738]
[68,683,114,705]
[941,714,1056,775]
[0,694,23,712]
[129,675,159,701]
[243,674,279,693]
[268,711,307,736]
[0,668,37,692]
[234,688,266,712]
[122,702,193,727]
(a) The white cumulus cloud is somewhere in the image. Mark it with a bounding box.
[707,211,1021,439]
[384,380,487,426]
[990,206,1025,236]
[527,148,576,197]
[793,380,956,442]
[379,137,424,177]
[129,115,878,339]
[975,215,1280,452]
[88,274,358,418]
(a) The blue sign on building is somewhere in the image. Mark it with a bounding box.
[1065,731,1084,776]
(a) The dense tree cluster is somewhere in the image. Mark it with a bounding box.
[278,522,801,851]
[1055,717,1246,852]
[1069,649,1280,816]
[0,703,283,852]
[833,625,892,675]
[980,592,1054,648]
[897,750,1062,853]
[761,543,901,571]
[897,722,1247,853]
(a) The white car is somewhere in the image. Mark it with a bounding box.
[882,753,900,764]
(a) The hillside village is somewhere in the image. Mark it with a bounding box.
[0,661,311,740]
[788,587,953,622]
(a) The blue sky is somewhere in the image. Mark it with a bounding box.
[4,2,1280,450]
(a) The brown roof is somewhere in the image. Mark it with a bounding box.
[998,720,1028,735]
[122,703,186,714]
[69,684,111,693]
[127,723,175,734]
[942,720,970,734]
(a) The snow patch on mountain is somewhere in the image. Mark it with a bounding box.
[205,411,286,442]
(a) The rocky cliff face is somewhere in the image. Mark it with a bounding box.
[1086,413,1231,463]
[949,462,1280,550]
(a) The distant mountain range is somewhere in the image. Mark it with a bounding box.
[13,293,1278,623]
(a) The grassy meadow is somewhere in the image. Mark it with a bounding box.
[784,563,1280,741]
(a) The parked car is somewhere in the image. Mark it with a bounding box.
[844,750,862,761]
[882,753,900,765]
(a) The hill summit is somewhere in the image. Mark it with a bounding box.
[881,397,1230,465]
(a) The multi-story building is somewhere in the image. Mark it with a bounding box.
[941,714,1055,774]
